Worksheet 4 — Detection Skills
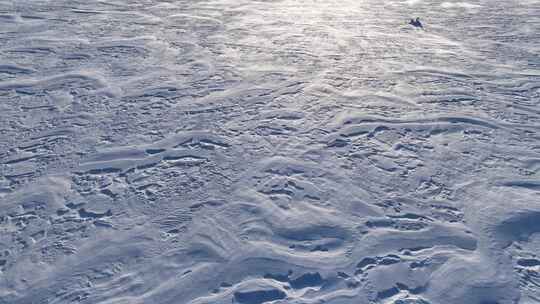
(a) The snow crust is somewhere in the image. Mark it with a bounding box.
[1,0,539,303]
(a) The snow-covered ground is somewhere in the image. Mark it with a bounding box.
[1,0,539,303]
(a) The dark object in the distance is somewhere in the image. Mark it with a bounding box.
[409,17,423,28]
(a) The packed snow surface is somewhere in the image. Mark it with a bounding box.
[1,0,540,303]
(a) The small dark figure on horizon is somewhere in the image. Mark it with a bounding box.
[409,17,423,29]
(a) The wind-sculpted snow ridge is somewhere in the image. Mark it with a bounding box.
[1,0,539,303]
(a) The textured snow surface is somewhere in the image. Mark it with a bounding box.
[1,0,540,303]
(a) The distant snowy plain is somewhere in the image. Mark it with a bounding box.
[1,0,540,303]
